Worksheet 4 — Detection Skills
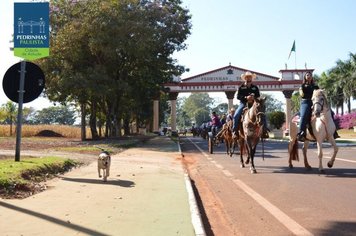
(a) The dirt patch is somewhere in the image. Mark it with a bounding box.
[36,130,64,137]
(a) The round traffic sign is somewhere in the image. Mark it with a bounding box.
[2,61,45,103]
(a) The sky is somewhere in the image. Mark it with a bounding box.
[1,0,356,110]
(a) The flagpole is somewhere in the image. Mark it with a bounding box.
[295,50,297,69]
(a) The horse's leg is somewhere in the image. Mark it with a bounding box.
[225,138,229,156]
[250,146,257,174]
[316,140,325,173]
[229,139,234,157]
[288,140,296,168]
[227,138,232,157]
[239,139,245,168]
[231,138,235,156]
[233,136,239,156]
[245,140,251,165]
[302,141,312,170]
[327,137,339,168]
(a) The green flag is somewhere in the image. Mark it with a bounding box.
[288,40,296,59]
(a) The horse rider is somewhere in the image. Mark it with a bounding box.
[297,72,340,142]
[232,71,269,139]
[220,114,227,126]
[211,111,222,135]
[215,107,235,140]
[227,107,235,122]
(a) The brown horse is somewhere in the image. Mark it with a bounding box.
[241,97,266,173]
[218,121,236,156]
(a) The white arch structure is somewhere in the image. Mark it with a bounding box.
[153,65,313,135]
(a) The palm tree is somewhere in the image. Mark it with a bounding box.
[318,72,341,113]
[349,52,356,100]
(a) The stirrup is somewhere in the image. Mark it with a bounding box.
[262,131,269,139]
[297,133,305,142]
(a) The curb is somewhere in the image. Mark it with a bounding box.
[177,137,206,236]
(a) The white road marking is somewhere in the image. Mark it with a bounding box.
[311,150,356,164]
[232,179,313,236]
[188,138,313,236]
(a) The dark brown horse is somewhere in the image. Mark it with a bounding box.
[241,97,266,173]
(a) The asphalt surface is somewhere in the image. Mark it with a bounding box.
[0,136,205,236]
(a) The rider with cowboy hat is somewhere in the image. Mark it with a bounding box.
[232,71,269,138]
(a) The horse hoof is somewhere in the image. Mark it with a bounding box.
[240,164,245,168]
[327,162,333,168]
[289,164,293,169]
[319,169,325,174]
[250,169,257,174]
[245,160,250,165]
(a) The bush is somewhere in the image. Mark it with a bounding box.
[267,111,286,129]
[335,112,356,129]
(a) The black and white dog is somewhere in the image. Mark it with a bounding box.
[98,150,111,182]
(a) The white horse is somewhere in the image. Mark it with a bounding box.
[288,89,338,172]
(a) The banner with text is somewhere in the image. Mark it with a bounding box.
[14,2,49,60]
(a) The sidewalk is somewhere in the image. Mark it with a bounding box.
[0,136,204,236]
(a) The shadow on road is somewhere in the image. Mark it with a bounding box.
[312,220,356,235]
[60,177,136,187]
[0,201,110,236]
[271,166,356,178]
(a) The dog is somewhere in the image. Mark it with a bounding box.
[98,151,111,182]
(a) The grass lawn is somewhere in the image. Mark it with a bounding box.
[0,156,80,197]
[338,129,356,139]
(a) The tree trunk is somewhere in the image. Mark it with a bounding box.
[105,113,110,137]
[81,103,86,141]
[89,102,99,140]
[98,121,102,137]
[123,117,130,135]
[10,119,13,136]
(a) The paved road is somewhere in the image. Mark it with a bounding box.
[182,136,356,236]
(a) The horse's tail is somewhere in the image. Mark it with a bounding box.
[289,139,299,161]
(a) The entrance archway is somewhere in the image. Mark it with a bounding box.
[154,64,313,134]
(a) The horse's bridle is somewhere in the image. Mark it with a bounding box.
[247,100,265,126]
[312,94,328,117]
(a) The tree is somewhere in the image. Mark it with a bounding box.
[267,111,285,129]
[212,103,228,115]
[194,108,211,126]
[181,93,214,126]
[318,53,356,115]
[0,102,17,136]
[290,91,301,115]
[22,107,37,124]
[176,97,190,129]
[34,105,76,125]
[39,0,192,139]
[263,93,283,113]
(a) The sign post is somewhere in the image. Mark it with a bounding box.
[15,61,26,161]
[10,2,49,161]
